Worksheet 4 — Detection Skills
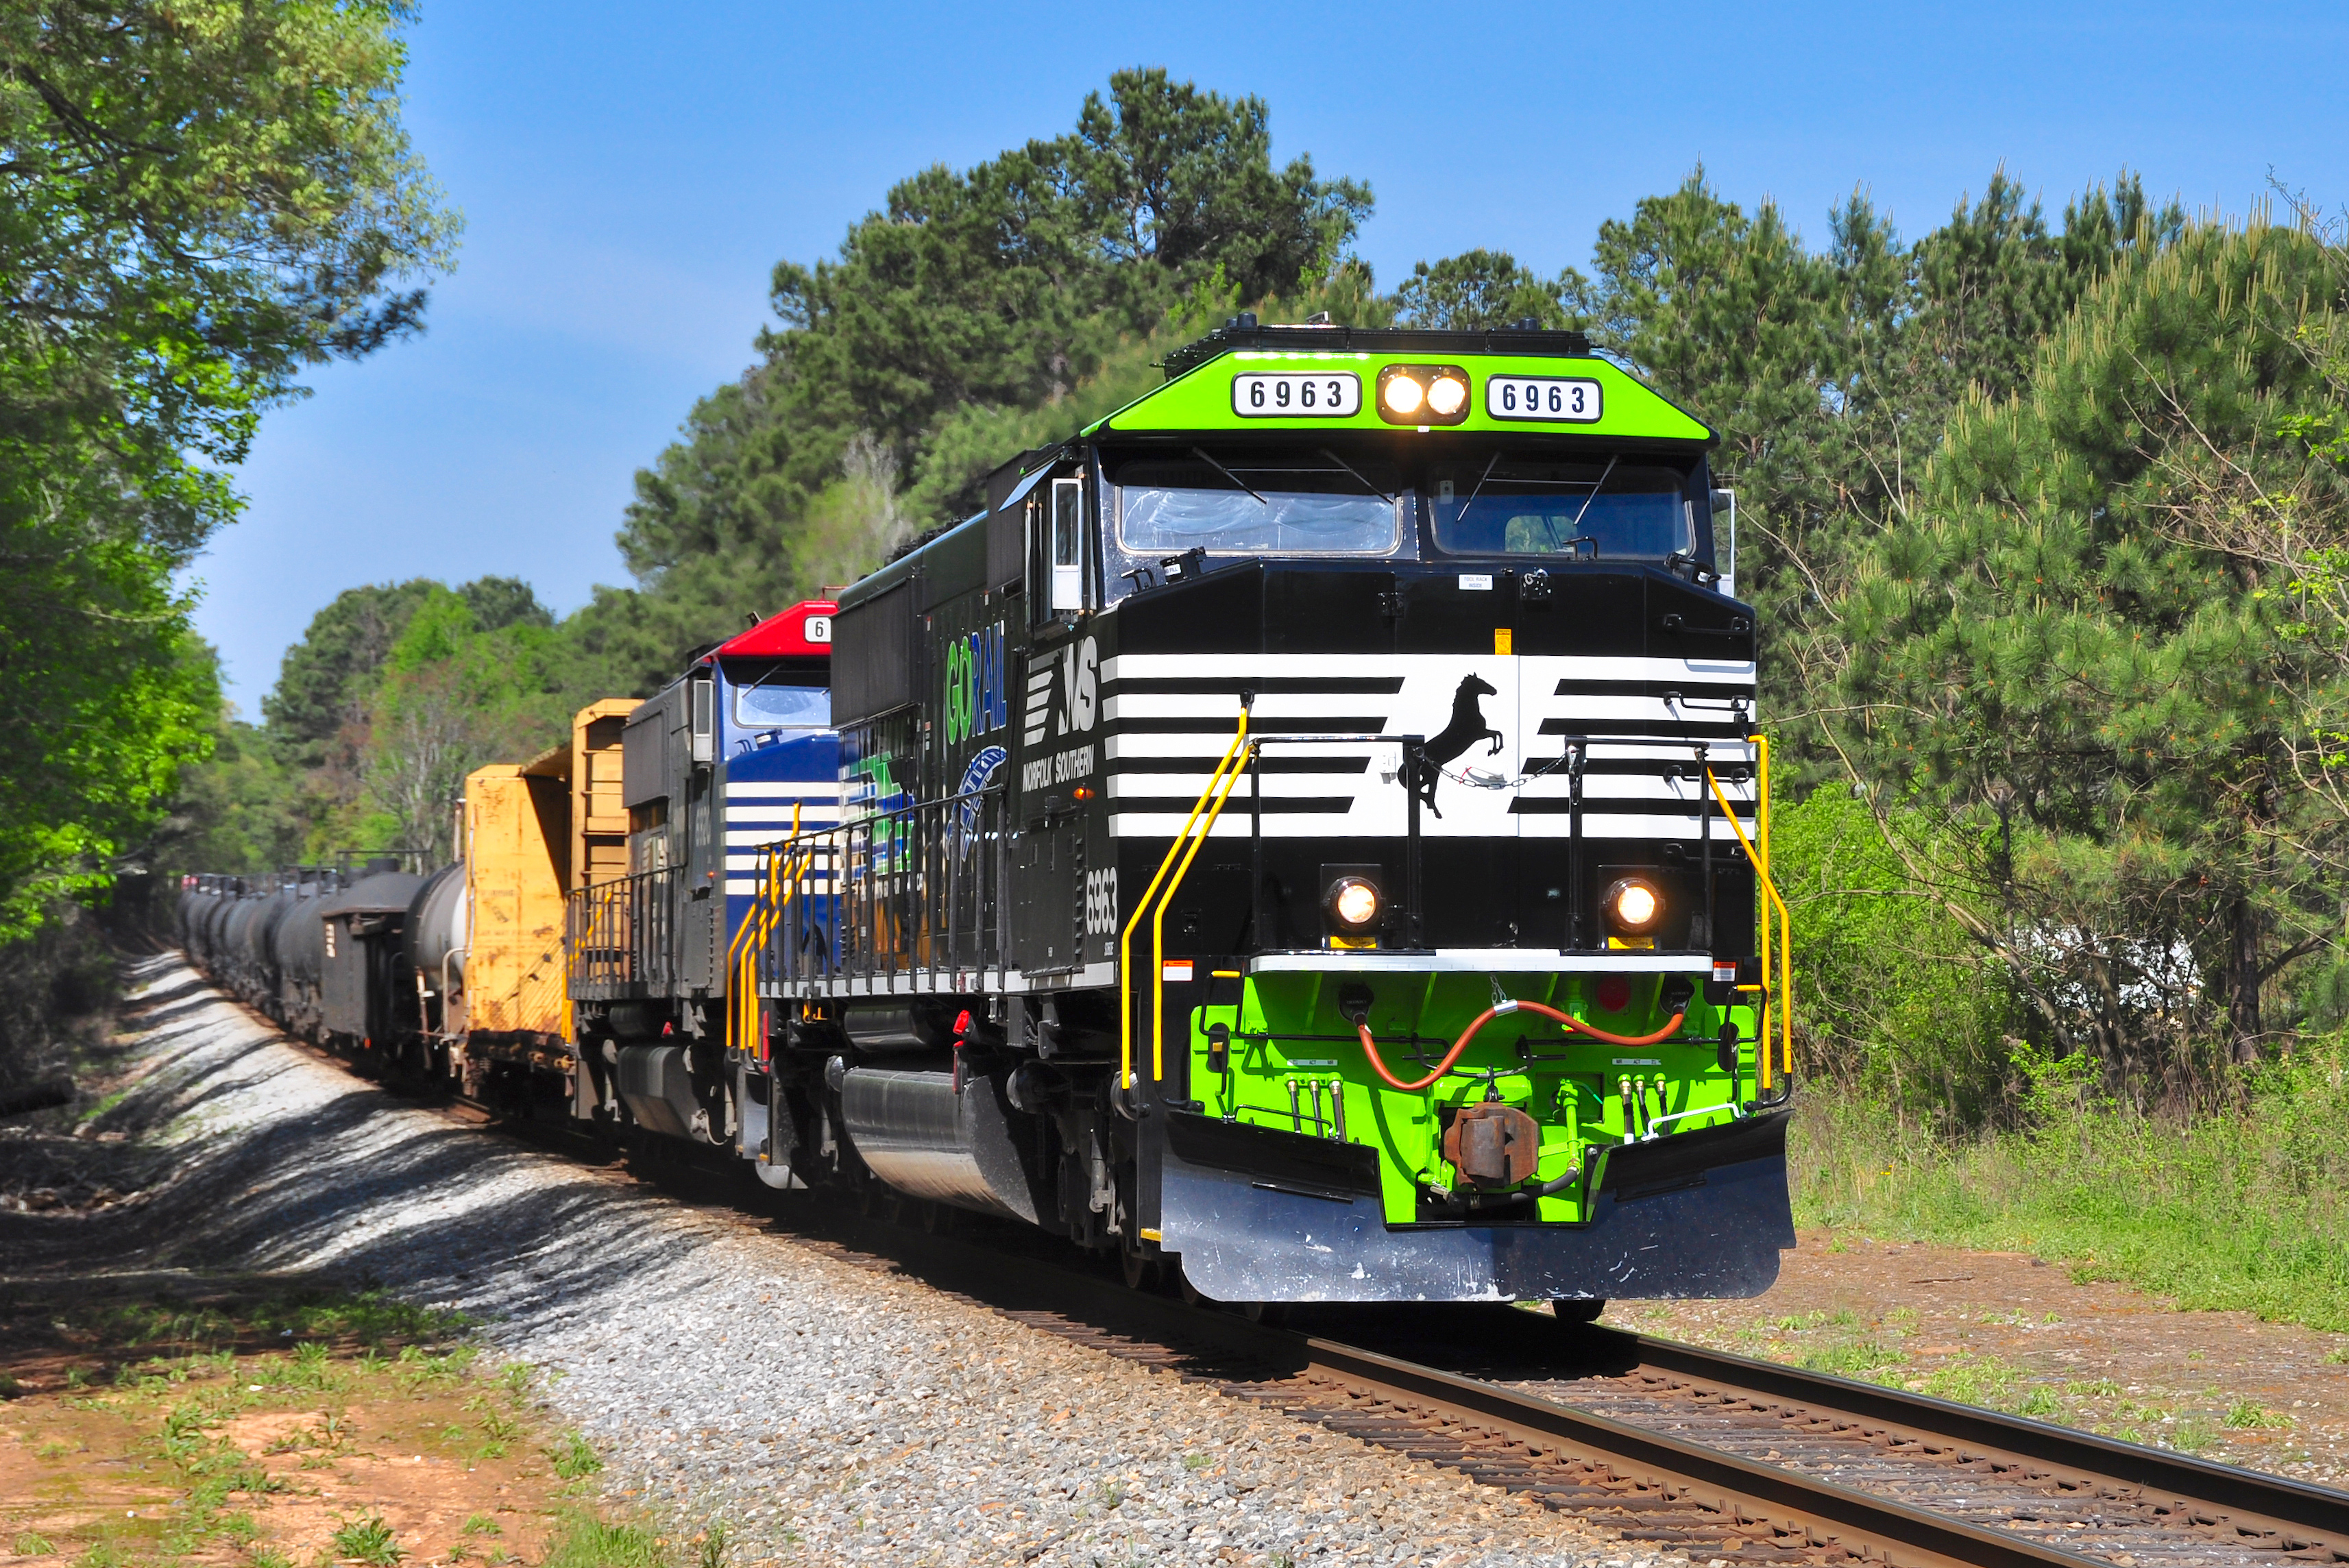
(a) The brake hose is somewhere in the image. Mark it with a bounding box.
[1352,999,1689,1094]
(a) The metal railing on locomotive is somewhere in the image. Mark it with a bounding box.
[565,863,687,1000]
[722,802,801,1058]
[744,783,1012,1000]
[1119,711,1797,1101]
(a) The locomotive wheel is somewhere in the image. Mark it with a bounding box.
[1120,1248,1162,1292]
[1174,1264,1205,1308]
[1553,1298,1607,1324]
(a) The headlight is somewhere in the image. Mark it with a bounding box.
[1603,876,1664,935]
[1326,875,1380,930]
[1376,364,1471,426]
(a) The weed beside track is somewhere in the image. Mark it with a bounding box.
[0,1278,624,1568]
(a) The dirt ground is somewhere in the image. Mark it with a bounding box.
[0,1276,591,1568]
[1606,1227,2349,1487]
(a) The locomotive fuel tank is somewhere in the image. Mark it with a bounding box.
[837,1067,1043,1222]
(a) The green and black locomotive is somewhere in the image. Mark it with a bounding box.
[742,319,1795,1307]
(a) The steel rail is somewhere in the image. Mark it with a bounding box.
[1293,1334,2110,1568]
[1603,1327,2349,1560]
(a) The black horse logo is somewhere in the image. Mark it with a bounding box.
[1407,673,1504,818]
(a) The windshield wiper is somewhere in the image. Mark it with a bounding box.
[1567,454,1619,535]
[1317,447,1394,504]
[1191,447,1268,506]
[1457,449,1502,524]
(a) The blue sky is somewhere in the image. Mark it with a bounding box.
[191,0,2349,714]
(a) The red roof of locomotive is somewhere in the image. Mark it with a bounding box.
[714,599,837,659]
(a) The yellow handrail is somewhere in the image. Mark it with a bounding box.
[725,803,799,1057]
[1704,744,1793,1091]
[1119,710,1250,1090]
[1757,734,1788,1082]
[1149,747,1255,1083]
[742,839,816,1059]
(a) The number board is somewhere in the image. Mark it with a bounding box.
[1232,371,1361,418]
[1487,374,1603,423]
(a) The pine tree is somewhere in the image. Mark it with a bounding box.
[1837,218,2349,1074]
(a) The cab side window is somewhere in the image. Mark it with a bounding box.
[1027,475,1090,624]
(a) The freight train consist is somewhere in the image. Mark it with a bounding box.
[183,321,1794,1309]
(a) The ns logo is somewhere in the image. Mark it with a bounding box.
[1021,635,1099,746]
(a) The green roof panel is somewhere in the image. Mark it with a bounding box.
[1085,347,1714,444]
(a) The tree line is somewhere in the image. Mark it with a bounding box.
[5,29,2343,1120]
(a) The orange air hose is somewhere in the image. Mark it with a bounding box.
[1354,999,1689,1093]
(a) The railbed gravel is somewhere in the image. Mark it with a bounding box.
[3,957,1680,1568]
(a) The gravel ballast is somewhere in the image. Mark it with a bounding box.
[1,957,1671,1567]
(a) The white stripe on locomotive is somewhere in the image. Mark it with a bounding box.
[1095,652,1757,840]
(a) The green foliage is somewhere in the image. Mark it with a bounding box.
[260,580,443,769]
[2224,1397,2291,1429]
[548,1432,602,1480]
[539,1512,668,1568]
[1798,1338,1908,1378]
[1793,1036,2349,1334]
[356,585,572,861]
[330,1514,405,1567]
[167,577,570,869]
[1770,789,2011,1126]
[0,0,454,931]
[154,700,308,877]
[1836,218,2349,1068]
[1392,249,1587,330]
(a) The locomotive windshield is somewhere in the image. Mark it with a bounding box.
[1116,452,1404,556]
[1431,460,1691,560]
[729,661,829,728]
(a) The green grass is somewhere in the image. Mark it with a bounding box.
[331,1514,406,1567]
[2225,1398,2293,1429]
[1793,1039,2349,1334]
[1800,1339,1908,1378]
[539,1512,669,1568]
[549,1431,603,1480]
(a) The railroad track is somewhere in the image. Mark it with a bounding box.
[232,993,2349,1568]
[741,1202,2349,1568]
